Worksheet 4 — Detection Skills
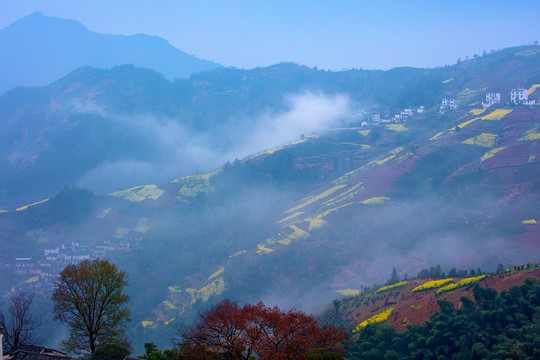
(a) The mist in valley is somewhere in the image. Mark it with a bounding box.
[1,7,539,355]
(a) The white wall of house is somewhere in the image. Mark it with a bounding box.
[511,87,528,103]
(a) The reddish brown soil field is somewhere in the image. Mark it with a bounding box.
[346,268,540,332]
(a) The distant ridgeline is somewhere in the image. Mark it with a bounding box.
[0,45,539,352]
[0,12,222,94]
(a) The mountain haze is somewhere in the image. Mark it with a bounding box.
[0,12,221,95]
[0,45,539,351]
[3,45,538,209]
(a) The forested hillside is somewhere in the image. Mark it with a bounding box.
[0,45,539,351]
[338,268,540,359]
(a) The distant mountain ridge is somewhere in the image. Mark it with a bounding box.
[0,45,539,209]
[0,12,221,94]
[0,45,540,351]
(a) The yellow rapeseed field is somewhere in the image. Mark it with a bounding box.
[252,136,318,158]
[454,117,480,130]
[377,281,407,293]
[458,87,487,104]
[430,132,444,141]
[395,152,414,163]
[462,133,497,148]
[256,244,274,254]
[528,84,540,95]
[481,109,513,120]
[285,184,346,214]
[185,277,226,304]
[377,155,396,165]
[481,147,506,161]
[25,276,39,283]
[173,173,217,200]
[16,198,50,211]
[360,197,390,205]
[355,308,394,332]
[162,300,179,309]
[97,208,112,219]
[196,278,226,302]
[515,49,539,57]
[309,218,328,231]
[469,109,486,115]
[279,211,305,224]
[323,183,363,208]
[134,218,151,233]
[386,124,408,132]
[436,275,487,295]
[412,279,454,292]
[304,202,356,223]
[520,126,540,141]
[458,275,487,285]
[208,267,225,280]
[113,227,130,239]
[110,185,164,202]
[229,250,247,258]
[523,219,537,225]
[341,142,371,148]
[336,289,361,296]
[277,225,310,245]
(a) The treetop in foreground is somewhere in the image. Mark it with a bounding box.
[179,299,347,360]
[52,259,131,356]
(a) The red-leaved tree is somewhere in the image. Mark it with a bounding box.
[179,299,347,360]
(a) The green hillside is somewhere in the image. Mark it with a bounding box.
[320,266,540,359]
[1,45,539,208]
[0,45,539,350]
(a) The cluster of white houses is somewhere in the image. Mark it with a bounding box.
[509,87,536,106]
[1,237,140,297]
[363,105,425,127]
[441,87,536,113]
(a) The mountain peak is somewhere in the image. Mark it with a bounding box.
[0,13,221,95]
[3,11,88,33]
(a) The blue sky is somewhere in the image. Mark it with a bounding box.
[1,0,539,70]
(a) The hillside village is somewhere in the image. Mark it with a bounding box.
[441,86,536,113]
[0,43,538,355]
[0,231,140,299]
[2,82,538,302]
[362,86,536,128]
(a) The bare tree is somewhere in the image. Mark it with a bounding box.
[0,293,42,352]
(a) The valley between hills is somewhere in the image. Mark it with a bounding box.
[0,45,539,351]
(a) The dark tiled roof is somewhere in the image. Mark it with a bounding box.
[7,344,69,360]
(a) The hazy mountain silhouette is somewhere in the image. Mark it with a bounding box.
[0,12,221,94]
[0,45,539,209]
[0,45,539,351]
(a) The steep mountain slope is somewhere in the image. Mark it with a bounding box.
[1,45,539,209]
[0,12,221,95]
[327,266,540,332]
[0,46,539,350]
[147,104,540,320]
[324,267,540,359]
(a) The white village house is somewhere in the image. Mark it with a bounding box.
[440,98,458,113]
[482,92,501,109]
[511,87,536,105]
